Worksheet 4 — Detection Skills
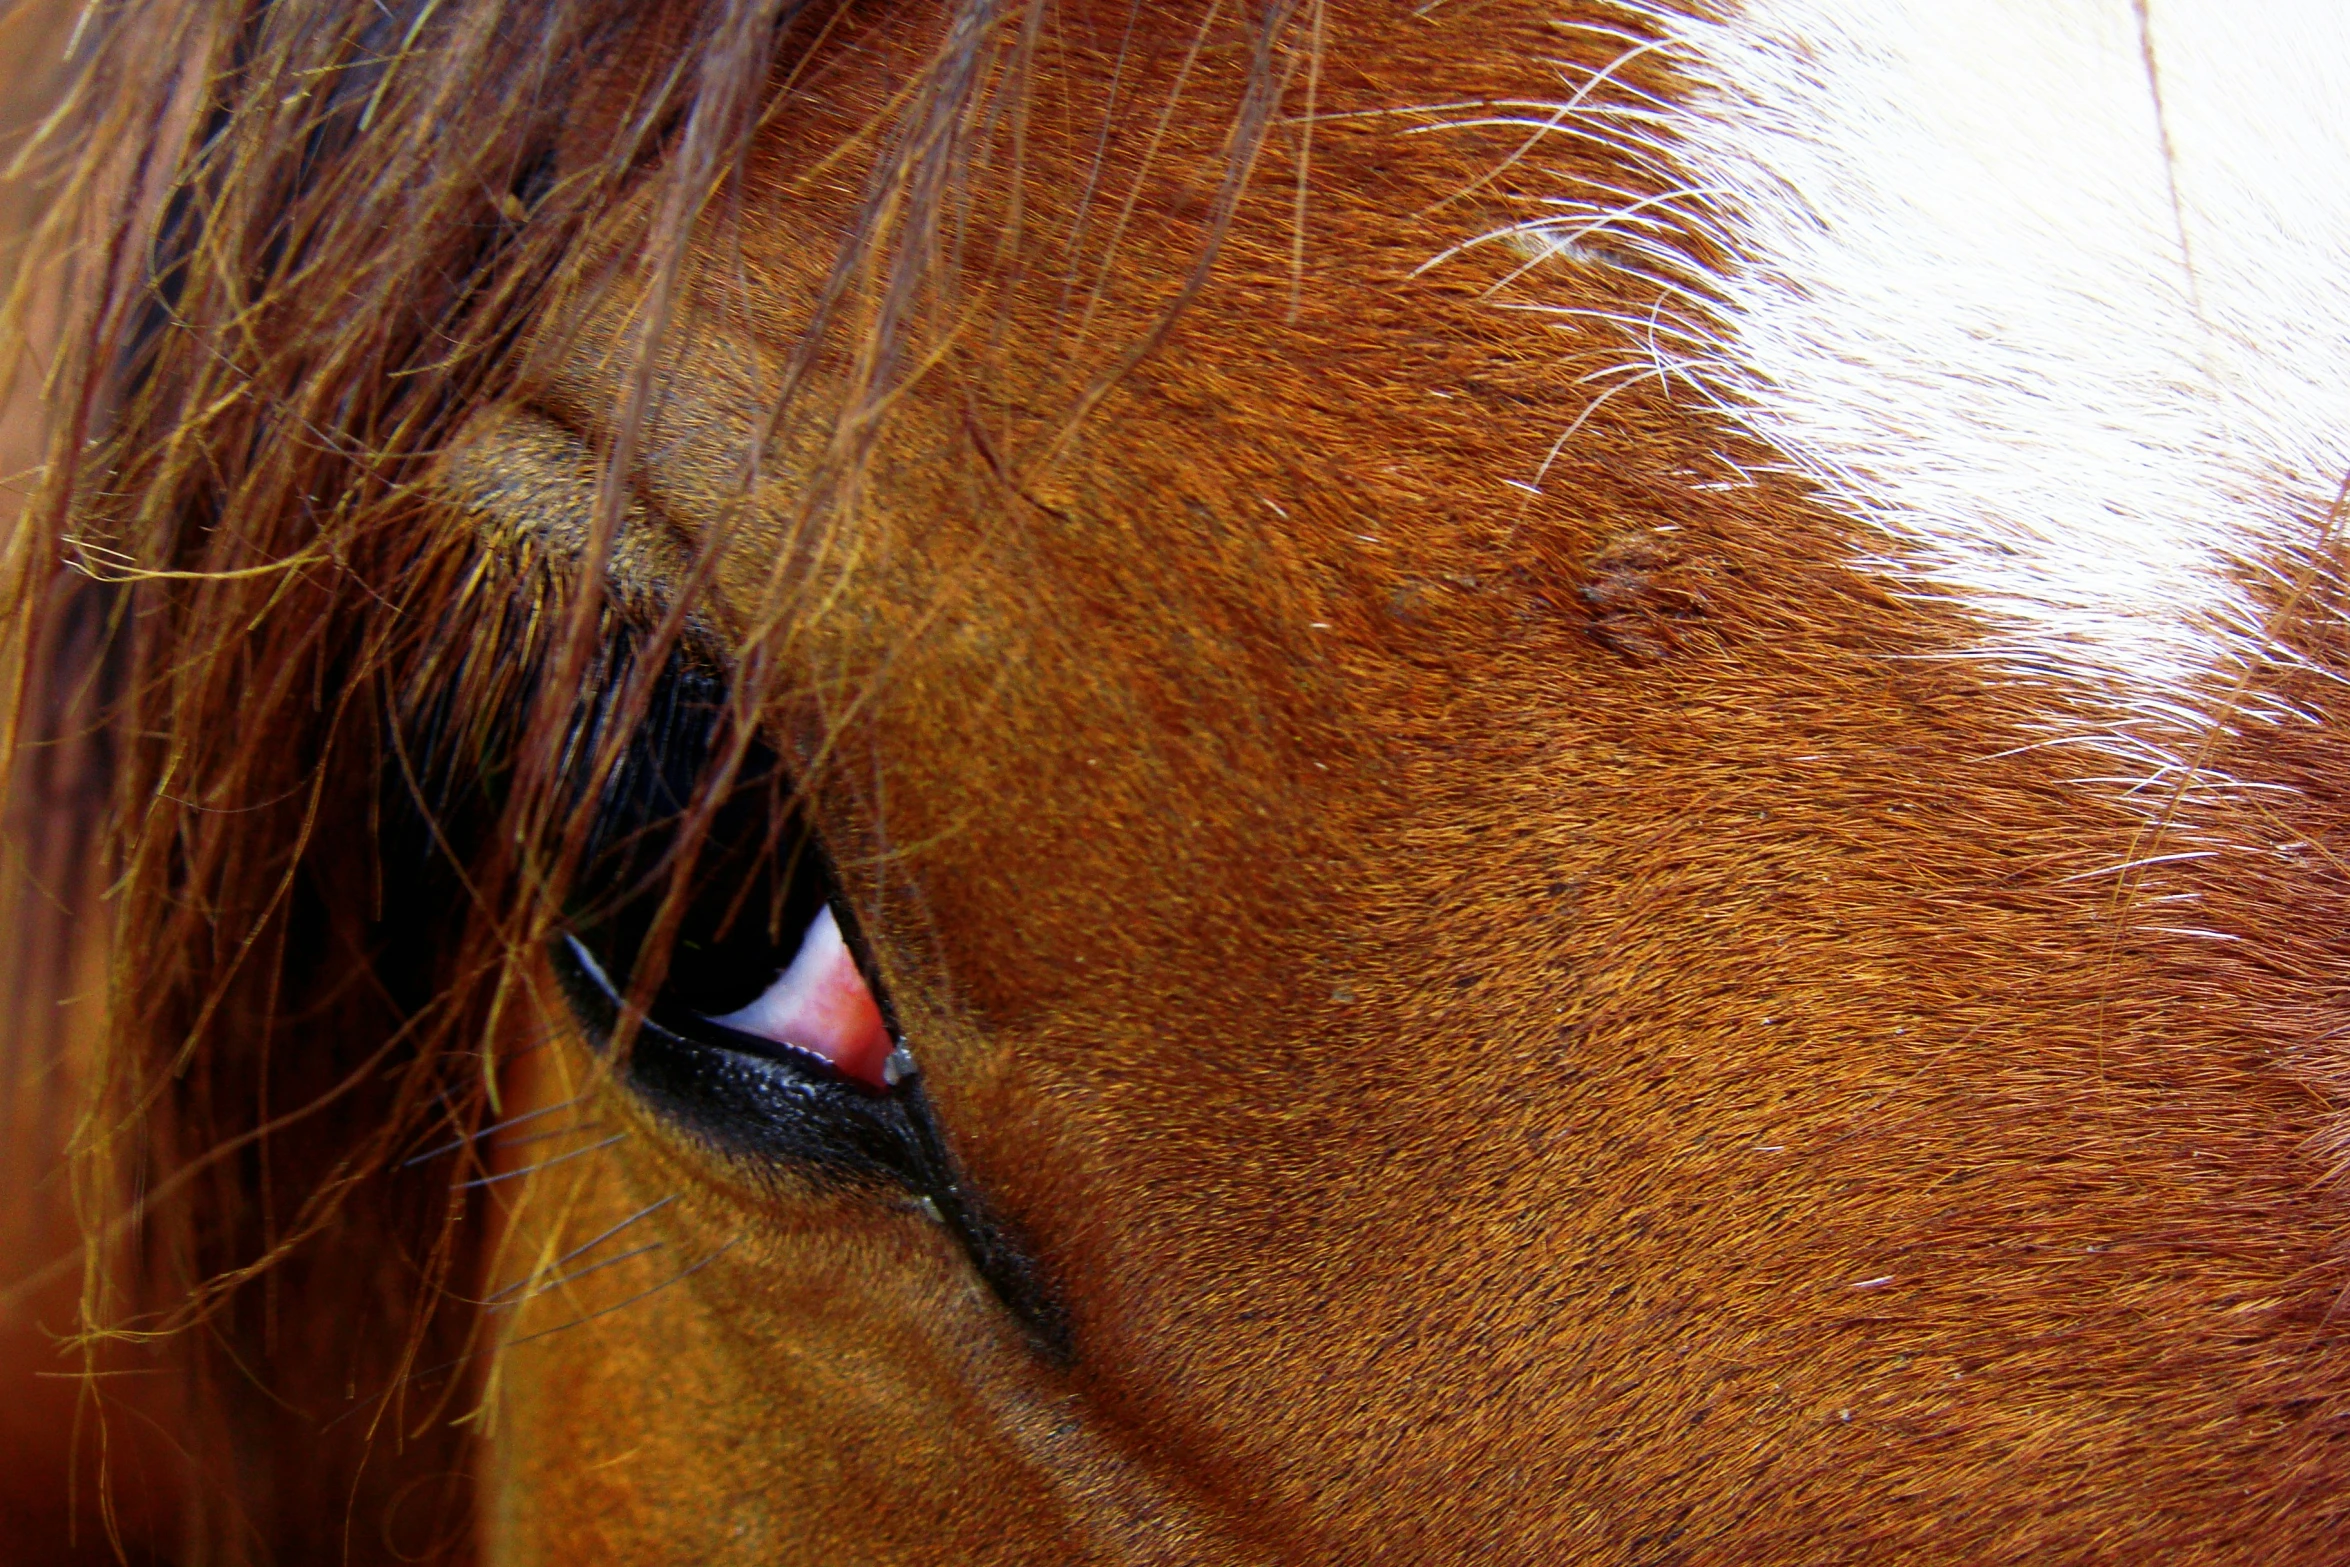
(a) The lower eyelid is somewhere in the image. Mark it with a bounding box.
[705,905,895,1089]
[551,913,1070,1359]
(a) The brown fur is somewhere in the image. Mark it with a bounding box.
[8,0,2350,1560]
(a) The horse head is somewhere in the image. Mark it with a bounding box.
[10,0,2350,1559]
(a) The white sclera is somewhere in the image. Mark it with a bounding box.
[705,905,895,1088]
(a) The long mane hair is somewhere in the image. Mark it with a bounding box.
[1,0,1303,1554]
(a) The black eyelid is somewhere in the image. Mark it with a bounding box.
[553,932,913,1169]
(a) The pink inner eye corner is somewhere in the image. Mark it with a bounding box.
[706,906,896,1089]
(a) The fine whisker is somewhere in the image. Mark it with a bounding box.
[480,1194,681,1305]
[500,1240,741,1351]
[451,1133,626,1192]
[485,1241,666,1311]
[401,1097,583,1168]
[489,1120,607,1154]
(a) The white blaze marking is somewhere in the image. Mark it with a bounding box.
[1655,0,2350,696]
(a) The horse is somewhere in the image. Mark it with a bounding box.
[8,0,2350,1559]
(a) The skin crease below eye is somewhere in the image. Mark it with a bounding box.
[705,905,896,1088]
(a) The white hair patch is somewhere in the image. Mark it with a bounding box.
[1647,0,2350,704]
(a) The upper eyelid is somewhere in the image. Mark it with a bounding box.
[440,406,708,621]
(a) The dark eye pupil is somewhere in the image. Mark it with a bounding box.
[560,651,827,1022]
[584,770,829,1022]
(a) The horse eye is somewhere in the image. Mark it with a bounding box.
[550,918,934,1190]
[540,649,1067,1354]
[549,703,927,1183]
[567,768,896,1093]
